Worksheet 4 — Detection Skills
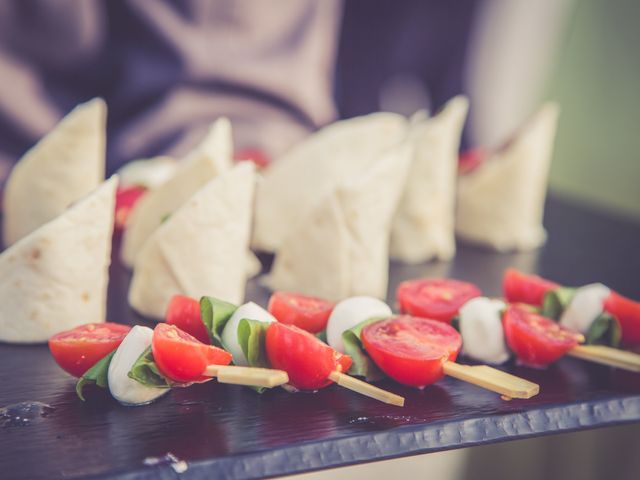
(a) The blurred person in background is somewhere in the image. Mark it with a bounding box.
[1,1,637,480]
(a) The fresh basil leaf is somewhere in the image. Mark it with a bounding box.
[200,296,237,347]
[586,312,622,347]
[342,317,385,382]
[315,330,328,343]
[541,287,576,319]
[238,319,270,369]
[127,346,171,388]
[237,318,272,394]
[76,350,116,401]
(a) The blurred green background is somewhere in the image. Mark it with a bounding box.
[549,0,640,220]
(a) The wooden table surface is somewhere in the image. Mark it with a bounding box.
[1,195,640,480]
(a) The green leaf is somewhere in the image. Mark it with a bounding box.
[200,296,237,347]
[585,312,622,347]
[342,317,385,382]
[541,287,576,319]
[237,318,271,394]
[76,350,116,401]
[127,346,171,388]
[238,319,270,369]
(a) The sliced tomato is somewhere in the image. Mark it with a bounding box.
[115,185,146,230]
[503,268,559,307]
[152,323,231,383]
[265,322,351,390]
[397,278,481,323]
[458,147,487,175]
[604,292,640,346]
[49,323,131,377]
[502,304,582,367]
[166,295,210,344]
[268,292,335,334]
[361,316,461,388]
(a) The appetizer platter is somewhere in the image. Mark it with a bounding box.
[1,100,640,480]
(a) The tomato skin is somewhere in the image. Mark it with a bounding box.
[503,269,559,307]
[265,322,351,390]
[115,186,146,230]
[604,292,640,346]
[166,295,210,344]
[152,324,231,383]
[361,316,461,388]
[268,292,335,334]
[458,147,487,175]
[49,323,131,377]
[502,305,582,367]
[397,278,481,323]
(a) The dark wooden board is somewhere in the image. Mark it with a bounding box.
[1,196,640,480]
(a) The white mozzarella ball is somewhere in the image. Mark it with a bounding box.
[221,302,276,366]
[560,283,610,334]
[108,326,168,406]
[327,296,392,353]
[459,297,510,365]
[117,156,178,189]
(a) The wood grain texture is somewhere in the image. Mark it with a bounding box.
[1,195,640,480]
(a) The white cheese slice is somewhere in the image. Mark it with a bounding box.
[560,283,610,334]
[326,296,392,353]
[391,96,468,263]
[3,98,106,247]
[253,113,408,252]
[0,177,117,343]
[456,103,559,252]
[108,326,168,406]
[265,141,412,301]
[459,297,510,364]
[121,117,233,268]
[128,163,256,319]
[221,302,276,366]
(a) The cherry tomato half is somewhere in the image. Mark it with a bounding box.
[503,268,559,307]
[152,323,231,383]
[361,316,461,388]
[265,322,351,390]
[397,278,481,323]
[49,323,132,377]
[604,292,640,346]
[502,304,582,367]
[166,295,210,344]
[268,292,335,334]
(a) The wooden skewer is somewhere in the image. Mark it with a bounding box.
[328,371,405,407]
[204,365,289,388]
[443,362,539,399]
[567,345,640,372]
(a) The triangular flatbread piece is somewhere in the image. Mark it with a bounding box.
[266,142,412,301]
[128,163,256,319]
[0,177,117,343]
[391,96,468,262]
[253,113,408,252]
[121,118,233,267]
[456,103,559,251]
[2,98,106,247]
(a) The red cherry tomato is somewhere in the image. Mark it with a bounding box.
[115,186,146,230]
[458,147,487,175]
[502,305,582,367]
[604,292,640,346]
[166,295,210,344]
[265,322,351,390]
[397,278,481,323]
[152,323,231,383]
[503,268,559,307]
[361,316,461,388]
[49,323,132,377]
[234,148,270,169]
[267,292,335,334]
